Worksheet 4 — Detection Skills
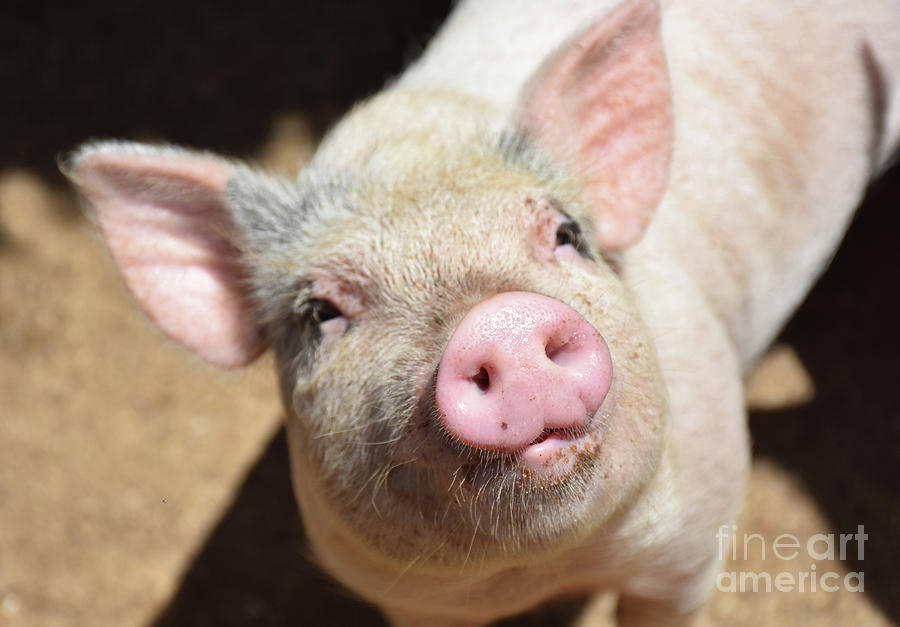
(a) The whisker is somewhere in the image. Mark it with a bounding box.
[312,424,367,439]
[371,457,419,514]
[461,515,481,573]
[358,436,403,446]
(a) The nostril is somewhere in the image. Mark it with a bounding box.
[545,332,583,369]
[470,366,490,392]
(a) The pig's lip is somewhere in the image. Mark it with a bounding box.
[518,424,603,481]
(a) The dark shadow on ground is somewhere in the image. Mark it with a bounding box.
[749,163,900,622]
[151,428,386,627]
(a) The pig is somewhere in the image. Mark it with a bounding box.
[62,0,900,624]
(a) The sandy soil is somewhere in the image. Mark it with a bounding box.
[1,2,898,625]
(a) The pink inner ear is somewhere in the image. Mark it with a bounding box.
[73,147,265,368]
[517,0,673,250]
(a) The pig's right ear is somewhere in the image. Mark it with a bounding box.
[62,142,266,369]
[516,0,673,251]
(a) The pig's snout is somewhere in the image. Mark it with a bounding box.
[435,292,612,458]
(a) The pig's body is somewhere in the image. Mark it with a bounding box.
[65,0,900,625]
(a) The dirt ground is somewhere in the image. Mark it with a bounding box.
[2,2,899,626]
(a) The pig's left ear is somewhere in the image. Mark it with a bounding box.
[516,0,673,250]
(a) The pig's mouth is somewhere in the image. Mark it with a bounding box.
[518,421,604,482]
[529,426,577,446]
[514,375,621,483]
[440,384,618,486]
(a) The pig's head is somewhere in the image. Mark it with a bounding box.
[64,0,672,584]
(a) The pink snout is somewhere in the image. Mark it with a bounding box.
[435,292,612,453]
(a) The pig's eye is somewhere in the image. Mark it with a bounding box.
[307,299,343,325]
[294,298,346,336]
[555,220,592,259]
